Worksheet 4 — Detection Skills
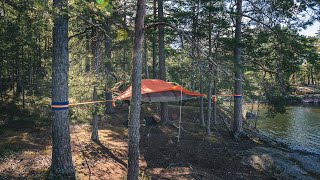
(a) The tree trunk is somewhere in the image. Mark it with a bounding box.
[207,71,212,135]
[21,44,25,109]
[123,4,127,78]
[206,9,213,134]
[254,100,260,129]
[0,46,2,100]
[152,0,157,79]
[250,100,254,114]
[91,85,99,141]
[34,31,42,94]
[255,72,266,129]
[311,66,315,85]
[190,3,196,91]
[105,90,114,113]
[144,36,149,78]
[85,29,91,72]
[92,27,102,72]
[104,21,114,114]
[123,48,127,78]
[50,0,75,178]
[233,0,243,139]
[127,0,145,179]
[158,0,169,124]
[308,66,310,85]
[10,57,14,92]
[213,74,217,125]
[199,63,205,127]
[16,42,22,98]
[0,64,2,101]
[22,76,25,109]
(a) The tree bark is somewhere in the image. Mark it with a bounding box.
[212,73,217,125]
[21,44,25,109]
[104,21,114,114]
[0,61,2,101]
[85,29,91,72]
[50,0,75,178]
[92,27,102,72]
[206,7,213,135]
[152,0,157,79]
[308,66,310,85]
[233,0,243,139]
[144,36,149,78]
[191,3,196,91]
[127,0,145,179]
[33,31,42,94]
[207,72,212,135]
[123,3,127,77]
[311,66,315,85]
[199,63,205,127]
[105,90,113,113]
[91,85,99,141]
[255,72,266,129]
[158,0,169,124]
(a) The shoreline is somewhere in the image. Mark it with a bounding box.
[245,125,320,156]
[242,124,320,179]
[219,104,320,179]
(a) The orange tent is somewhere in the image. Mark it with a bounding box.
[115,79,205,102]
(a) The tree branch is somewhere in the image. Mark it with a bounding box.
[68,26,92,41]
[145,22,232,76]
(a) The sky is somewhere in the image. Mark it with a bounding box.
[299,21,320,37]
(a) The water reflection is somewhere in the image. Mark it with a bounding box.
[244,104,320,155]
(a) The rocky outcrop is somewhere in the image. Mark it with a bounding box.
[240,146,320,179]
[301,94,320,104]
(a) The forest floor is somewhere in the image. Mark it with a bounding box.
[0,102,318,179]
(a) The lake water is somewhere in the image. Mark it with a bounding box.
[247,104,320,155]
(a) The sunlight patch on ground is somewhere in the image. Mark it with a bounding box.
[148,167,193,179]
[248,154,274,171]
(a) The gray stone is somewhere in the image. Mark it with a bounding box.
[240,147,317,180]
[290,153,320,176]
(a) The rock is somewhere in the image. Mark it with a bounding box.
[302,94,320,104]
[290,153,320,176]
[240,147,316,180]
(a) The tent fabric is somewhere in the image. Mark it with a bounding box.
[115,79,204,102]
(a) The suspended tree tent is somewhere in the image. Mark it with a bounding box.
[115,79,205,102]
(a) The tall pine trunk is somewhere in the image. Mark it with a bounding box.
[233,0,243,139]
[50,0,75,178]
[206,9,213,135]
[212,73,217,125]
[191,3,196,91]
[207,72,212,135]
[104,21,114,114]
[85,29,91,72]
[308,66,311,85]
[152,0,157,79]
[158,0,169,124]
[0,59,2,101]
[127,0,145,179]
[199,63,205,127]
[92,28,102,72]
[91,85,99,141]
[144,37,149,78]
[122,2,127,77]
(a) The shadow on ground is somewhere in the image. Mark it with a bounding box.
[0,102,276,179]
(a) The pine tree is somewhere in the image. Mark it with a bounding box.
[127,0,146,179]
[50,0,75,178]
